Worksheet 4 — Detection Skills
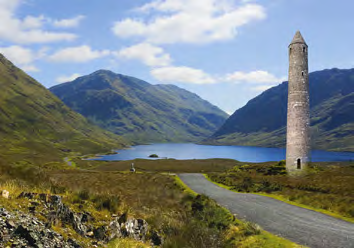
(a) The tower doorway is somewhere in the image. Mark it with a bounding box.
[297,159,301,169]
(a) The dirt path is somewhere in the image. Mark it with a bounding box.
[179,173,354,248]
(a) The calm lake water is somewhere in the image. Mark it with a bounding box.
[92,143,354,162]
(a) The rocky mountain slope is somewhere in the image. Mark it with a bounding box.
[0,54,127,166]
[50,70,228,143]
[206,68,354,152]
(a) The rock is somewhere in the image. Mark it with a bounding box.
[0,207,82,247]
[93,226,107,241]
[108,218,122,240]
[49,195,62,207]
[31,201,40,206]
[71,213,87,236]
[1,190,9,199]
[123,218,148,241]
[18,192,37,199]
[118,212,127,225]
[4,192,155,246]
[81,212,94,223]
[28,206,36,213]
[67,238,81,248]
[5,220,16,229]
[39,193,49,202]
[15,225,38,246]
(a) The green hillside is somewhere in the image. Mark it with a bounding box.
[0,54,128,167]
[206,68,354,152]
[50,70,228,143]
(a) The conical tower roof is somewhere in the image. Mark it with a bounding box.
[289,31,307,46]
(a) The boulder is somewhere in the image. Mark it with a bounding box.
[123,218,148,241]
[108,218,122,240]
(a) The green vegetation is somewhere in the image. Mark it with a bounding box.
[208,161,354,221]
[77,158,245,173]
[108,239,150,248]
[0,54,128,171]
[50,70,228,143]
[173,176,304,248]
[0,163,302,248]
[206,68,354,152]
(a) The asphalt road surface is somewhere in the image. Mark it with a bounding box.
[179,173,354,248]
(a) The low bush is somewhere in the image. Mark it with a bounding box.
[93,194,121,213]
[208,161,354,219]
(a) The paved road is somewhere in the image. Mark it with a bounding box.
[179,174,354,248]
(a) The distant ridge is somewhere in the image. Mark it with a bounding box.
[205,68,354,152]
[50,70,228,143]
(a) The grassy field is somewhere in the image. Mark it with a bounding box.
[0,160,305,247]
[1,144,351,247]
[207,161,354,221]
[74,157,354,221]
[75,157,276,173]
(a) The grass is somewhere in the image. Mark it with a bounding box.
[174,175,197,196]
[207,161,354,222]
[175,176,305,248]
[108,239,150,248]
[76,158,248,173]
[0,161,305,248]
[204,174,354,223]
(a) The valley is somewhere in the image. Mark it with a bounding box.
[0,32,353,247]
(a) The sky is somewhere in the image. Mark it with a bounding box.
[0,0,353,115]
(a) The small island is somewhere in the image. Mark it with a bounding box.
[149,154,159,158]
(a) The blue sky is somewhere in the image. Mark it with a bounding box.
[0,0,353,114]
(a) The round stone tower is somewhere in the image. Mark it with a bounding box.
[286,31,311,174]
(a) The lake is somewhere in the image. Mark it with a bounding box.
[92,143,354,162]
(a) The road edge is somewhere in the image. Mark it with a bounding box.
[203,174,354,224]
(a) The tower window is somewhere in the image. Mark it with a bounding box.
[303,47,306,53]
[289,48,292,54]
[302,71,304,77]
[297,159,301,169]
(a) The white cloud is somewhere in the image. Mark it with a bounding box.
[53,15,85,28]
[21,64,40,72]
[117,43,172,67]
[225,70,286,84]
[151,66,285,89]
[22,15,45,29]
[0,0,77,44]
[251,84,276,92]
[0,45,35,65]
[151,66,216,84]
[0,45,42,72]
[48,45,110,63]
[56,73,82,83]
[112,0,266,44]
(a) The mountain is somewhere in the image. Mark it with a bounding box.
[0,54,127,166]
[50,70,228,143]
[206,68,354,152]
